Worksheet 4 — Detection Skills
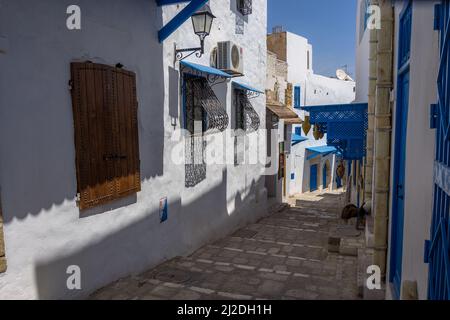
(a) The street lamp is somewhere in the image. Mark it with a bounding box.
[175,4,216,61]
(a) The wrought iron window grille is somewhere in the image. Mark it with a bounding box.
[184,76,229,135]
[301,103,368,160]
[237,0,253,16]
[235,89,260,133]
[180,63,228,87]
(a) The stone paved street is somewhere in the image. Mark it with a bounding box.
[91,191,364,300]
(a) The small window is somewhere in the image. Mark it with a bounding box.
[294,86,301,108]
[70,62,141,210]
[234,89,260,133]
[184,76,228,134]
[183,76,229,187]
[237,0,252,16]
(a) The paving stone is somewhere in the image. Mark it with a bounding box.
[257,280,285,296]
[90,192,361,300]
[285,289,319,300]
[172,289,202,300]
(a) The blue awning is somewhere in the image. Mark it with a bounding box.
[292,134,308,146]
[306,146,337,160]
[180,61,232,78]
[232,81,265,94]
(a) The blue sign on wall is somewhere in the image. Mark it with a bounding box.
[160,197,168,223]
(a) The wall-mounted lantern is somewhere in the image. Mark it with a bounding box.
[175,4,216,61]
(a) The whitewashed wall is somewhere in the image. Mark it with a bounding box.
[279,31,355,196]
[0,0,268,299]
[385,0,439,300]
[355,0,370,103]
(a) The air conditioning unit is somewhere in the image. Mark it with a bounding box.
[217,41,244,77]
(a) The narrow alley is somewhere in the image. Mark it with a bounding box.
[91,191,364,300]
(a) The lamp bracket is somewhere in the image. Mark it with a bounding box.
[174,39,204,63]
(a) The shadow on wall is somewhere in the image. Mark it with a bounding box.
[34,169,265,299]
[0,0,165,222]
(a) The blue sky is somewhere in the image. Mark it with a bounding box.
[268,0,357,77]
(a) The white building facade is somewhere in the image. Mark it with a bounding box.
[267,30,356,197]
[0,0,269,299]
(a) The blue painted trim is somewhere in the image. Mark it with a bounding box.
[157,0,190,6]
[301,102,367,113]
[158,0,209,43]
[389,2,412,299]
[430,103,438,129]
[181,61,232,78]
[306,146,337,154]
[294,86,301,109]
[232,81,264,94]
[434,4,442,30]
[424,240,431,264]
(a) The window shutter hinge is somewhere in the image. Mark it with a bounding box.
[434,4,442,31]
[430,103,438,129]
[424,240,431,263]
[76,193,81,202]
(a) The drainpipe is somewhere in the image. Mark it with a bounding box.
[372,0,394,277]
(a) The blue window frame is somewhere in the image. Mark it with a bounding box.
[294,86,301,109]
[399,1,412,69]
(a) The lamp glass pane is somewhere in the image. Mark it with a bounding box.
[204,14,213,35]
[192,13,206,34]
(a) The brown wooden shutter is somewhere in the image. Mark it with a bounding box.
[110,68,141,198]
[71,62,140,210]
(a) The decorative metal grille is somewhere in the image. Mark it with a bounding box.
[237,0,252,16]
[302,103,368,160]
[236,89,260,133]
[185,77,229,134]
[185,134,206,188]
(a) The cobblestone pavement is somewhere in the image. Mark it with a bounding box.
[91,191,364,300]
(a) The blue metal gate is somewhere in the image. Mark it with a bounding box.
[388,1,412,299]
[425,1,450,300]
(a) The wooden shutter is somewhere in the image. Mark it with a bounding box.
[71,62,140,210]
[110,68,141,198]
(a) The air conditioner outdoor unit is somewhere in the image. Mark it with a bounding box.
[217,41,244,77]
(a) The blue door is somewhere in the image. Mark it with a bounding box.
[425,1,450,300]
[322,164,327,188]
[310,164,318,192]
[389,1,412,299]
